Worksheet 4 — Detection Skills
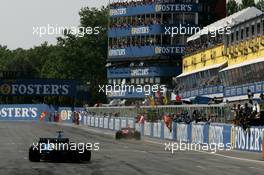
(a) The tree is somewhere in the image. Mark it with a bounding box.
[256,0,264,11]
[0,6,108,105]
[240,0,256,10]
[227,0,239,15]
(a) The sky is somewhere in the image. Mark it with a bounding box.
[0,0,109,50]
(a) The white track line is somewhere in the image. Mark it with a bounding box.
[144,139,264,164]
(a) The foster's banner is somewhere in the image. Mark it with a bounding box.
[0,79,77,96]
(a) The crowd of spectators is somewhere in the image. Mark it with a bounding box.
[110,0,196,7]
[185,34,223,55]
[109,36,160,49]
[110,17,161,28]
[232,92,264,129]
[175,75,221,93]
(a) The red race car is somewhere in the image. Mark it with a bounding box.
[115,128,141,140]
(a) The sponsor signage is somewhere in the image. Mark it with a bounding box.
[156,4,197,12]
[58,107,86,122]
[131,68,149,77]
[0,80,77,96]
[109,4,198,17]
[110,8,127,16]
[234,126,263,152]
[155,46,185,54]
[131,26,150,35]
[0,104,49,121]
[108,49,126,57]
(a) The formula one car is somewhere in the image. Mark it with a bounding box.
[29,131,91,162]
[115,128,141,140]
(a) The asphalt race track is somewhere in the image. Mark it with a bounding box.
[0,121,264,175]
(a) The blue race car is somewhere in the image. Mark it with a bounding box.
[29,131,91,162]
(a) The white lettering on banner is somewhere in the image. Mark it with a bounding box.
[110,91,126,97]
[109,118,114,129]
[155,47,185,54]
[91,117,95,126]
[128,119,135,128]
[59,110,83,121]
[131,27,150,35]
[95,118,99,127]
[160,4,193,12]
[192,125,204,144]
[1,84,70,95]
[177,124,188,142]
[121,120,127,128]
[209,125,223,144]
[164,123,173,139]
[99,118,104,128]
[108,49,126,57]
[131,68,149,77]
[135,123,141,132]
[153,122,161,138]
[235,127,263,151]
[144,122,151,136]
[115,119,120,130]
[110,8,126,16]
[104,118,109,128]
[87,116,91,126]
[0,107,38,118]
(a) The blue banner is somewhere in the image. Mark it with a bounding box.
[0,79,77,97]
[107,66,180,78]
[225,81,264,97]
[110,3,199,17]
[57,107,86,124]
[108,24,161,37]
[233,126,263,152]
[108,45,184,59]
[181,85,224,99]
[0,104,51,121]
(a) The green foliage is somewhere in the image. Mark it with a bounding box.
[0,7,108,105]
[240,0,256,10]
[227,0,239,15]
[256,0,264,11]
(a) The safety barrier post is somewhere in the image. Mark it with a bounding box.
[262,129,264,160]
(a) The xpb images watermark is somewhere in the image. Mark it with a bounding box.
[165,141,232,154]
[99,83,166,96]
[33,24,101,37]
[32,141,100,153]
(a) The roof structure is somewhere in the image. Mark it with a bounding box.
[187,7,263,42]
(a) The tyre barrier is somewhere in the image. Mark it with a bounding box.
[83,115,264,152]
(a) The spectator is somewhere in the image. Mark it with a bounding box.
[247,89,254,104]
[175,91,181,102]
[260,93,264,100]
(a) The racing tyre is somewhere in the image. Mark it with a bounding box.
[29,145,40,162]
[81,150,91,162]
[115,131,122,140]
[134,131,141,140]
[70,150,81,162]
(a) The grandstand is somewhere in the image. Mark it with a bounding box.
[176,7,264,103]
[107,0,226,101]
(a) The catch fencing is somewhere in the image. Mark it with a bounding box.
[86,104,234,123]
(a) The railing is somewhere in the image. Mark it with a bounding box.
[85,104,234,123]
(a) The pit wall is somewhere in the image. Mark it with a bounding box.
[83,115,264,152]
[0,104,85,124]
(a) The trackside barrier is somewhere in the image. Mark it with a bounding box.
[263,130,264,160]
[0,104,86,124]
[83,115,264,152]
